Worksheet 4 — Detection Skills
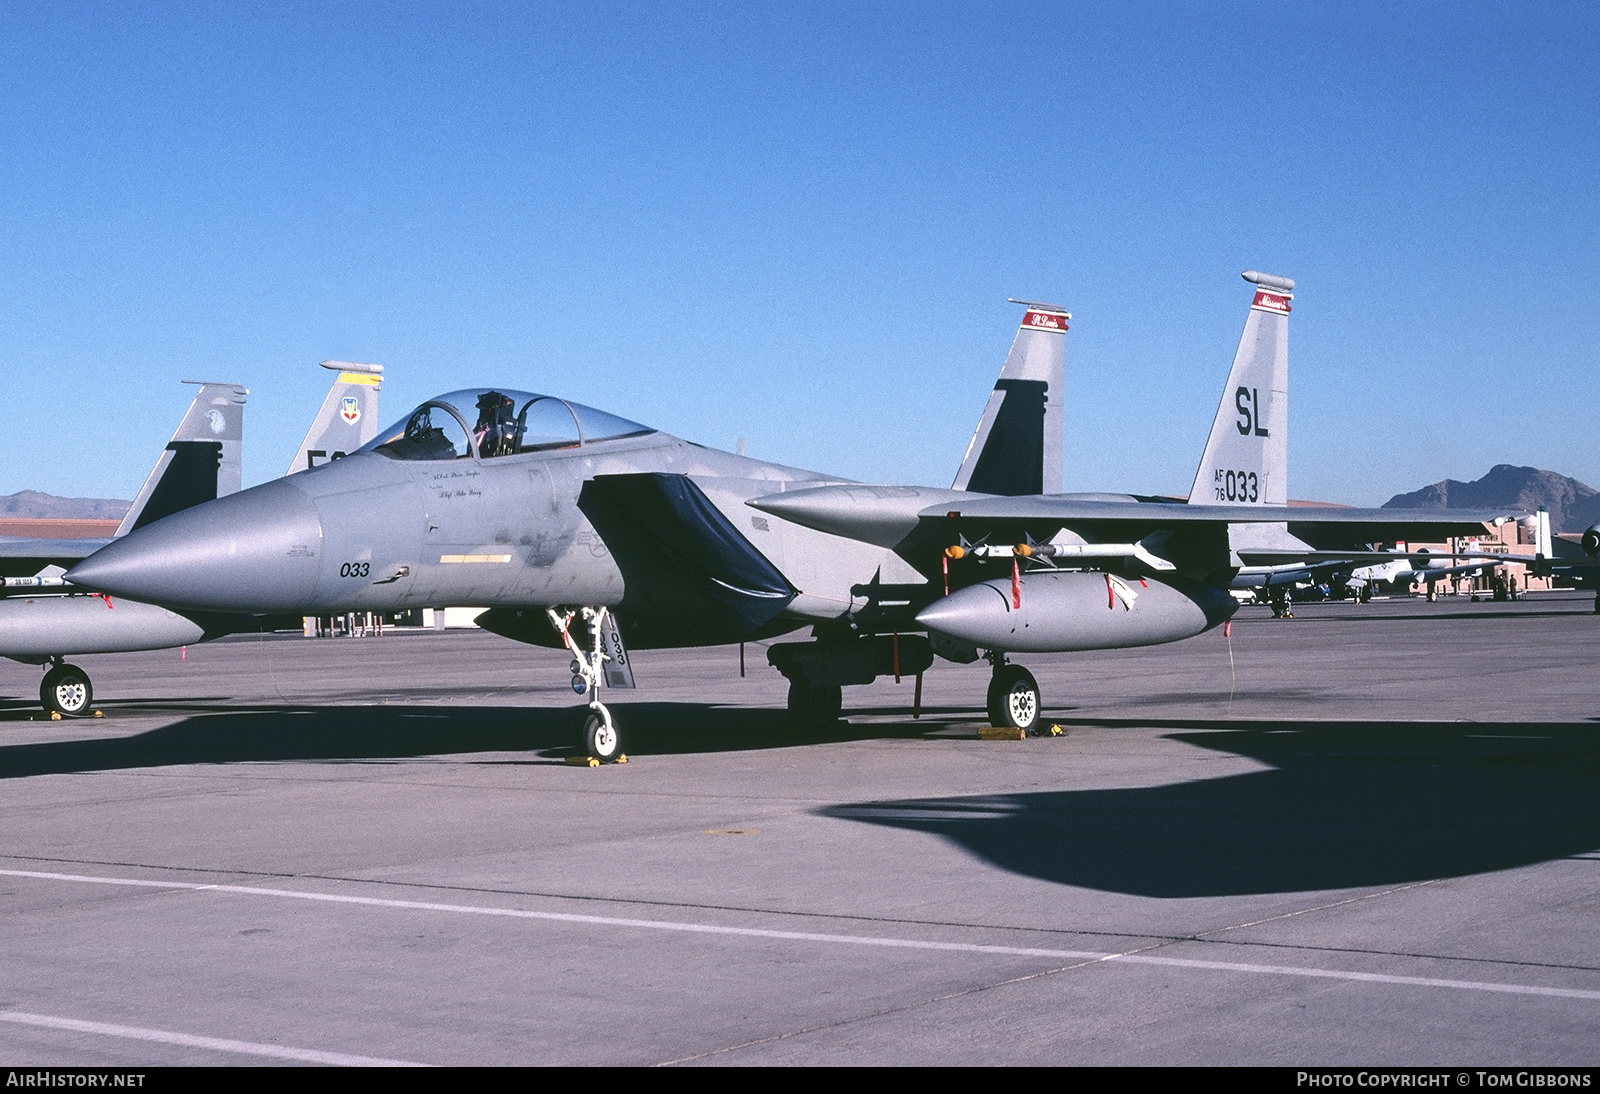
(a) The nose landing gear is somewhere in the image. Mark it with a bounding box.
[549,607,627,763]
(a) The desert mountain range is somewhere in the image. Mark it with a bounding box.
[0,490,130,521]
[1382,465,1600,534]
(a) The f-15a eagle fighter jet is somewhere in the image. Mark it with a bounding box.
[66,276,1512,760]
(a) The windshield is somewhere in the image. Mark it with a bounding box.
[361,388,655,461]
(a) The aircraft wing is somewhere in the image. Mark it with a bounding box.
[1405,559,1507,581]
[754,486,1514,544]
[752,485,1520,579]
[1235,549,1528,567]
[0,537,112,578]
[939,496,1513,532]
[931,500,1515,578]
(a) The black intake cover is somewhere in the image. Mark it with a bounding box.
[575,472,797,647]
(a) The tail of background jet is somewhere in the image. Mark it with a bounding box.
[115,381,248,538]
[952,300,1067,496]
[286,361,383,475]
[1187,271,1292,507]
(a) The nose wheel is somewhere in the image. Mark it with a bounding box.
[986,662,1040,734]
[40,662,93,717]
[550,607,627,763]
[583,707,622,762]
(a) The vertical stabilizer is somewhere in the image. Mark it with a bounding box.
[1188,271,1292,506]
[953,300,1067,496]
[116,381,248,538]
[286,361,384,475]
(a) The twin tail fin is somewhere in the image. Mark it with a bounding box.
[953,300,1068,496]
[1187,271,1292,507]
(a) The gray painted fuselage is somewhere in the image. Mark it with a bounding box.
[68,429,924,635]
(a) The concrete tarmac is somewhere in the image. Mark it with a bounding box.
[1,592,1597,1065]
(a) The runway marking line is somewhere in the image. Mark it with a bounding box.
[0,1010,429,1067]
[5,867,1598,1004]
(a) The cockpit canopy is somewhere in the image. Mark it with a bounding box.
[359,389,654,462]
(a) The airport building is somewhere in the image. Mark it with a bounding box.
[1380,516,1558,598]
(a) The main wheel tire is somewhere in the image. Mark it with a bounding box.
[41,664,93,717]
[786,679,812,723]
[583,710,622,761]
[809,683,842,723]
[787,680,842,725]
[990,664,1040,733]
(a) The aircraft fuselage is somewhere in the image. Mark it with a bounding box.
[65,427,920,642]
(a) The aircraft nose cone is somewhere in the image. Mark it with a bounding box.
[67,478,323,613]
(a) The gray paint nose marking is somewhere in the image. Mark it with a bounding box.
[67,478,324,613]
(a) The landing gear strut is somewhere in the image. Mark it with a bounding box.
[40,660,93,717]
[985,655,1040,734]
[549,607,624,762]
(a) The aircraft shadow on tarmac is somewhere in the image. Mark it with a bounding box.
[822,720,1600,898]
[1281,608,1591,624]
[0,697,233,716]
[8,706,1600,899]
[0,701,940,778]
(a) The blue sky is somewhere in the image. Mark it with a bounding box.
[2,3,1595,505]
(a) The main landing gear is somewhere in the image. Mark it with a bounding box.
[1269,586,1294,619]
[40,659,93,717]
[986,655,1040,734]
[548,607,625,763]
[786,679,843,726]
[766,634,933,729]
